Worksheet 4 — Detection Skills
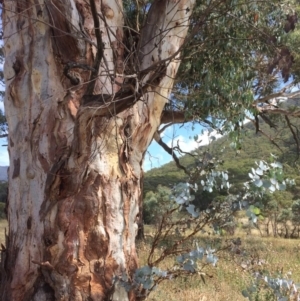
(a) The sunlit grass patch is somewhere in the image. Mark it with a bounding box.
[0,220,299,300]
[140,225,300,300]
[0,219,7,246]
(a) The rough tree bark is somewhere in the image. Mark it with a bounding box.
[0,0,194,300]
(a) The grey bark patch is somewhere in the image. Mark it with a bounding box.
[12,158,20,179]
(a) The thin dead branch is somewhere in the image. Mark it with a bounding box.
[153,131,189,175]
[255,104,300,117]
[248,117,283,152]
[284,115,300,160]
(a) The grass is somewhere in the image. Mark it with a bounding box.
[0,219,7,246]
[139,226,300,301]
[0,220,299,300]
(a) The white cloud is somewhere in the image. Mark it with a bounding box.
[143,126,224,171]
[166,130,223,155]
[167,135,198,153]
[198,130,223,146]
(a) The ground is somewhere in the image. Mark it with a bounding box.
[1,220,300,300]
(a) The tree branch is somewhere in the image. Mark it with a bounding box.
[259,114,277,129]
[80,64,167,117]
[158,123,173,134]
[63,62,95,85]
[255,104,300,117]
[254,88,300,104]
[153,132,189,175]
[247,117,282,152]
[174,140,197,158]
[284,115,300,160]
[160,110,194,124]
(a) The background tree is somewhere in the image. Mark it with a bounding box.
[143,185,172,225]
[0,110,7,140]
[0,0,299,301]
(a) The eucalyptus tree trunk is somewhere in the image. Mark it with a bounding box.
[0,0,194,300]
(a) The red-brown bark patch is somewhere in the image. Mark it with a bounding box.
[103,256,118,287]
[38,153,50,172]
[73,272,91,289]
[46,0,80,62]
[57,197,73,232]
[85,230,108,261]
[67,98,79,119]
[121,180,131,239]
[89,275,106,300]
[112,27,124,75]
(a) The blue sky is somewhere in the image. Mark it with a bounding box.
[143,123,220,171]
[144,123,201,171]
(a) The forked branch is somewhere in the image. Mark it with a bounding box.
[160,110,194,125]
[285,115,300,159]
[153,131,189,175]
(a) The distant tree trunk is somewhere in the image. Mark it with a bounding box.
[284,222,289,238]
[265,219,270,236]
[273,213,278,237]
[136,171,145,241]
[0,0,194,300]
[256,223,263,237]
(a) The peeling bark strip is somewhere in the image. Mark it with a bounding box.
[45,0,81,61]
[1,0,195,300]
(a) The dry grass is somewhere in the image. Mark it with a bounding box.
[139,226,300,301]
[0,219,7,246]
[0,220,299,300]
